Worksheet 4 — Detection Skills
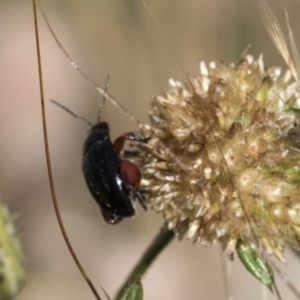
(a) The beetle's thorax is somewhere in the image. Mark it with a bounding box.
[83,122,111,154]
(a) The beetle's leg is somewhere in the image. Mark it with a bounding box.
[135,190,147,211]
[114,133,150,154]
[115,133,150,210]
[123,150,140,157]
[119,159,147,211]
[119,159,141,189]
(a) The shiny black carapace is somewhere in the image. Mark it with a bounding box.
[82,122,148,224]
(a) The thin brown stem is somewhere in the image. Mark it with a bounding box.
[32,1,102,299]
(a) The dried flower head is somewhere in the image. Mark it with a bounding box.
[135,54,300,261]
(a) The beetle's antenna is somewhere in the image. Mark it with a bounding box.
[50,99,93,127]
[51,74,111,126]
[97,74,110,123]
[37,0,142,128]
[33,0,103,299]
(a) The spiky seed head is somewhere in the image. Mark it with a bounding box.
[135,54,300,261]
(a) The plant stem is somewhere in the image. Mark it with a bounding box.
[115,229,175,300]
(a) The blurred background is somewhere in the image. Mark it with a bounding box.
[0,0,300,299]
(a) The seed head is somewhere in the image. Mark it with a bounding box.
[136,54,300,261]
[0,202,26,299]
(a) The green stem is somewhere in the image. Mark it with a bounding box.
[115,229,175,300]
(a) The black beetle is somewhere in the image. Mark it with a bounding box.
[51,96,149,224]
[82,121,148,224]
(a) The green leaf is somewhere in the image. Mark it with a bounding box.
[125,279,143,300]
[236,239,274,289]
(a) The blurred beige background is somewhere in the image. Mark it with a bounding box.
[0,0,300,299]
